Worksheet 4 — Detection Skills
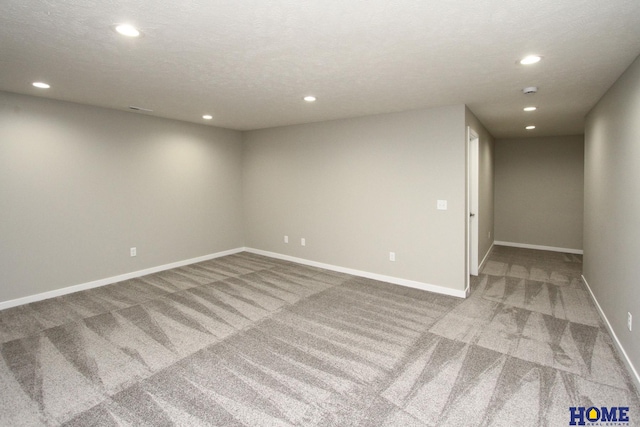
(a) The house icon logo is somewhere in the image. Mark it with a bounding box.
[569,406,630,425]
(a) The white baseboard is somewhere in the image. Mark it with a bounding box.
[466,244,493,296]
[581,274,640,392]
[479,243,495,271]
[494,241,583,255]
[1,246,468,311]
[0,247,245,311]
[245,248,467,299]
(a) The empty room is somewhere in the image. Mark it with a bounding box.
[1,1,639,426]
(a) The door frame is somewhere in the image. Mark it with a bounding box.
[467,127,480,286]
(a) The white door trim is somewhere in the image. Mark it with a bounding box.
[467,127,480,280]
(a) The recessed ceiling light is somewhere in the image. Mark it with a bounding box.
[32,82,50,89]
[519,55,541,65]
[202,115,213,120]
[523,106,537,112]
[303,96,316,102]
[115,24,141,37]
[525,125,536,130]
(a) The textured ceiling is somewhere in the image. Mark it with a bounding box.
[1,0,640,137]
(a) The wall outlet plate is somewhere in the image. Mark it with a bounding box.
[628,312,633,331]
[130,247,137,257]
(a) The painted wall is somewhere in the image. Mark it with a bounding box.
[466,108,495,266]
[494,135,584,251]
[584,54,640,386]
[243,105,468,292]
[0,91,244,303]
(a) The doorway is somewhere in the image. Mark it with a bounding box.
[467,127,479,282]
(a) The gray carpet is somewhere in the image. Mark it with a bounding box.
[0,248,638,426]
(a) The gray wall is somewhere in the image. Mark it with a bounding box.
[494,135,584,251]
[466,108,495,265]
[0,91,244,303]
[243,105,468,291]
[584,54,640,384]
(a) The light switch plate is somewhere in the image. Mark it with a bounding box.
[437,200,448,210]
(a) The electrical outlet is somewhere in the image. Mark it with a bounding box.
[284,235,289,243]
[130,247,137,257]
[389,252,396,262]
[437,200,448,210]
[628,312,633,331]
[301,238,306,246]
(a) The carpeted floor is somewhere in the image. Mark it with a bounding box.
[0,247,638,426]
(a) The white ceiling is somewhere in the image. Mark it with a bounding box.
[1,0,639,138]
